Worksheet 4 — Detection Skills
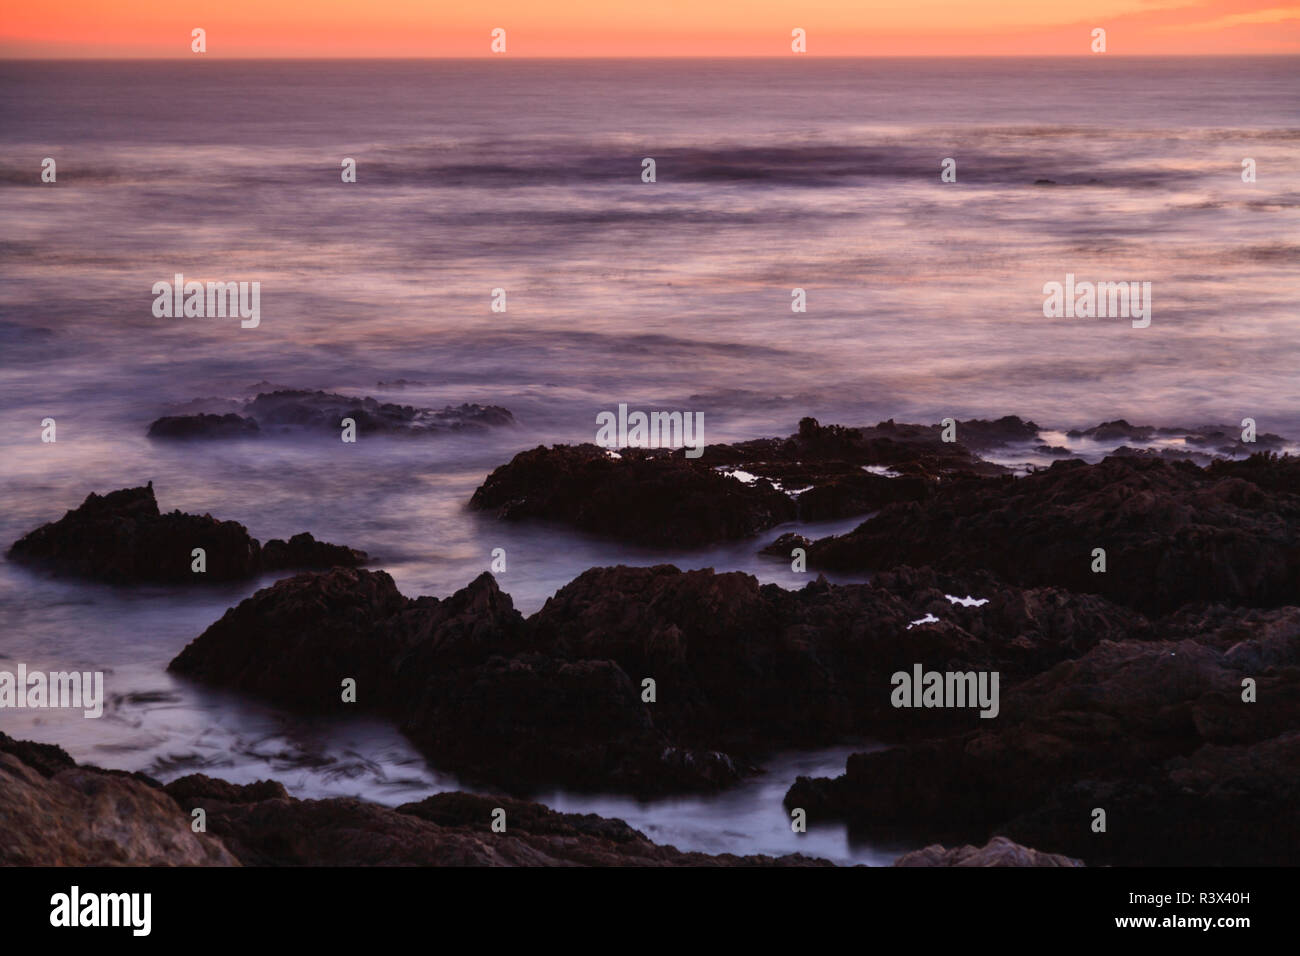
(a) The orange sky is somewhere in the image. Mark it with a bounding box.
[2,0,1298,56]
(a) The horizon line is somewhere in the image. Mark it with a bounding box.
[5,52,1297,61]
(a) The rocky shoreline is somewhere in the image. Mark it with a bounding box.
[5,413,1298,866]
[0,732,1080,867]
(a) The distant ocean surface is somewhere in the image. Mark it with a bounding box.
[1,58,1297,863]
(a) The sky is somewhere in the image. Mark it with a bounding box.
[1,0,1298,57]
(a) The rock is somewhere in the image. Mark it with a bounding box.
[147,412,260,440]
[1065,420,1286,457]
[949,416,1041,450]
[400,653,698,793]
[0,734,827,866]
[243,390,514,435]
[7,483,260,583]
[0,744,237,866]
[168,563,1148,794]
[1067,420,1158,443]
[760,532,811,556]
[260,532,367,571]
[162,777,831,867]
[7,483,366,584]
[469,418,1017,546]
[167,568,729,793]
[785,603,1300,865]
[0,731,77,777]
[700,416,1010,481]
[805,455,1300,614]
[893,836,1082,867]
[168,568,419,709]
[1208,451,1300,495]
[469,444,798,547]
[147,391,514,439]
[1000,732,1300,866]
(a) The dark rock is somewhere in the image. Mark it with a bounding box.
[1066,419,1156,443]
[376,379,428,388]
[470,418,1013,546]
[0,731,77,778]
[950,416,1041,450]
[164,774,290,805]
[1110,444,1212,465]
[400,653,692,792]
[7,483,260,583]
[167,563,1146,794]
[805,455,1300,614]
[1207,451,1300,495]
[1000,732,1300,866]
[169,568,419,709]
[785,603,1300,865]
[469,444,797,547]
[162,776,830,867]
[147,412,260,440]
[760,532,811,556]
[167,568,731,793]
[261,532,367,571]
[700,417,1010,480]
[244,390,514,435]
[1064,421,1286,459]
[147,391,514,439]
[7,483,367,584]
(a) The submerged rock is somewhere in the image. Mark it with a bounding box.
[7,483,366,584]
[148,390,515,439]
[147,412,260,440]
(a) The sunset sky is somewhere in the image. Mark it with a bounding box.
[2,0,1298,57]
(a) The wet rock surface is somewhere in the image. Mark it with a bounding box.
[0,734,826,866]
[0,734,238,866]
[472,416,1294,547]
[470,443,798,547]
[7,483,367,583]
[805,454,1300,614]
[468,417,1019,545]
